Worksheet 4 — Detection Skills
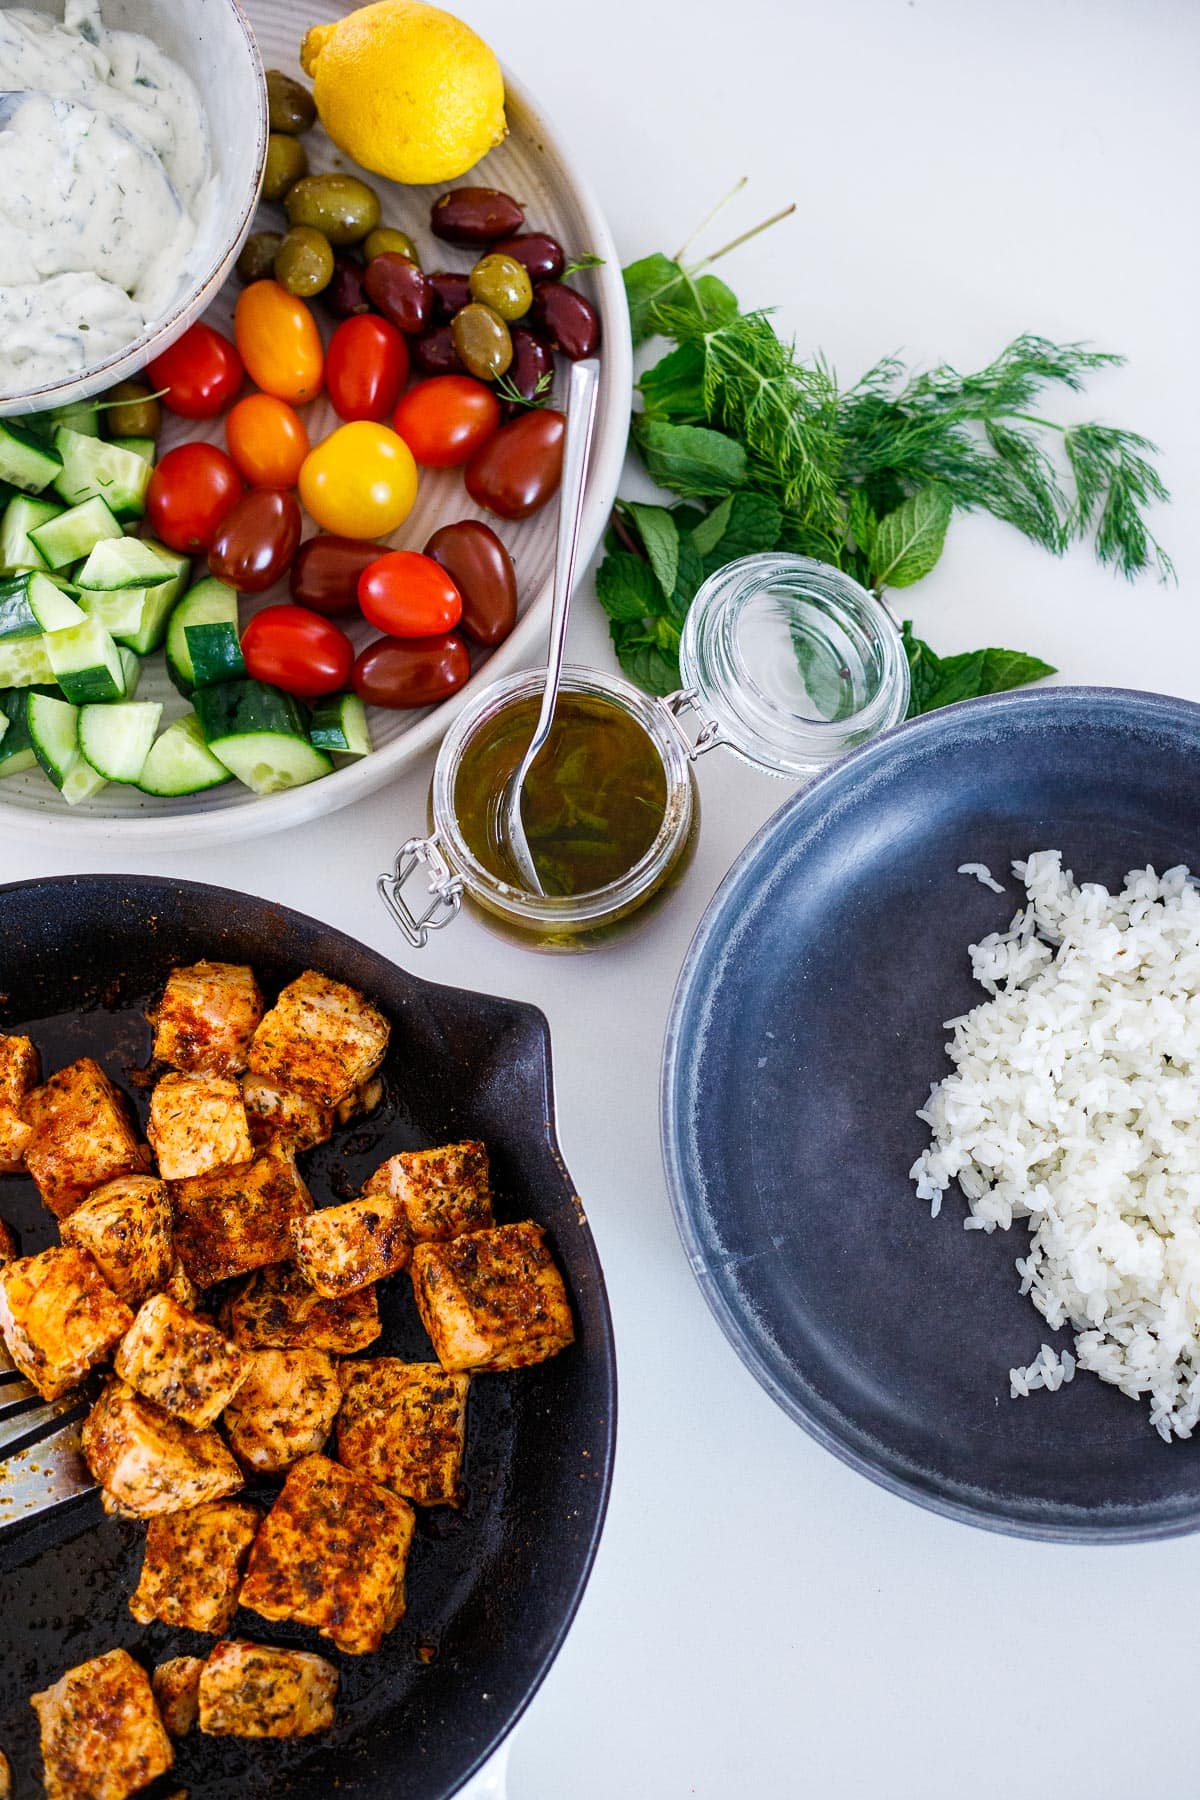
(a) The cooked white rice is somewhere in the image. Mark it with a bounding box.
[911,850,1200,1441]
[957,861,1006,894]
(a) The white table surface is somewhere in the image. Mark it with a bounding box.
[6,1,1200,1794]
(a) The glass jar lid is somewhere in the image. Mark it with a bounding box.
[677,554,910,778]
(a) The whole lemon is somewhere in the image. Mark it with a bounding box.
[301,1,506,187]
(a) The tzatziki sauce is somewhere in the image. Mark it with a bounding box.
[0,0,213,398]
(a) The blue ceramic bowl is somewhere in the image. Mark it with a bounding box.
[662,687,1200,1541]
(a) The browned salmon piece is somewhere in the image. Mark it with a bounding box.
[150,962,263,1077]
[81,1379,243,1518]
[60,1174,174,1310]
[338,1359,469,1507]
[170,1145,312,1288]
[31,1648,173,1800]
[411,1221,574,1373]
[115,1294,250,1428]
[239,1454,414,1655]
[130,1499,261,1633]
[290,1192,410,1298]
[223,1263,381,1354]
[0,1247,132,1399]
[148,1072,253,1181]
[248,971,389,1107]
[241,1073,333,1152]
[22,1058,150,1219]
[198,1641,337,1739]
[363,1139,494,1244]
[224,1347,341,1474]
[151,1658,204,1738]
[0,1031,39,1110]
[0,1219,16,1267]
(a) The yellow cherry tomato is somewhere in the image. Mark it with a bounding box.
[298,421,419,538]
[234,280,324,404]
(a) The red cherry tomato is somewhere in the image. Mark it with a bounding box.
[290,535,384,617]
[241,604,353,699]
[146,322,243,419]
[392,375,500,469]
[146,443,244,553]
[225,394,310,487]
[357,550,463,638]
[352,634,471,709]
[464,409,565,519]
[209,489,302,593]
[325,315,410,423]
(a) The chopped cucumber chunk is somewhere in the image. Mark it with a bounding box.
[79,700,162,782]
[26,691,79,788]
[60,756,107,806]
[0,571,85,640]
[0,689,37,776]
[193,679,332,795]
[309,691,372,756]
[109,436,156,466]
[137,713,231,796]
[0,635,54,686]
[46,616,126,704]
[53,427,153,520]
[0,495,61,573]
[166,577,240,693]
[76,537,175,591]
[28,495,123,571]
[0,421,62,494]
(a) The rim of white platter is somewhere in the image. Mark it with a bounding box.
[0,1,632,849]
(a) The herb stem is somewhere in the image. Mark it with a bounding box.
[695,203,798,270]
[673,177,748,264]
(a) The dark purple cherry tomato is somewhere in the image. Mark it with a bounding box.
[530,282,602,360]
[363,254,432,333]
[425,520,517,648]
[290,534,384,617]
[430,270,472,321]
[493,232,564,283]
[208,488,301,592]
[464,409,565,520]
[352,633,471,708]
[411,325,465,376]
[501,325,555,418]
[322,254,372,319]
[430,187,524,245]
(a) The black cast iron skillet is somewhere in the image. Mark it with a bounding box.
[0,875,616,1797]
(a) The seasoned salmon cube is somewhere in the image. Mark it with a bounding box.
[0,1034,40,1173]
[223,1263,381,1354]
[239,1454,415,1654]
[199,1641,338,1739]
[224,1347,341,1474]
[0,1247,132,1400]
[22,1058,150,1219]
[60,1175,174,1310]
[0,1108,30,1174]
[148,1072,253,1182]
[248,971,390,1108]
[334,1072,385,1127]
[162,1258,202,1311]
[152,1658,204,1738]
[150,961,264,1077]
[0,1218,17,1267]
[31,1648,173,1800]
[81,1378,243,1517]
[412,1221,574,1373]
[131,1498,261,1633]
[338,1360,469,1507]
[290,1193,411,1298]
[171,1145,312,1288]
[241,1073,333,1152]
[115,1294,250,1428]
[363,1140,494,1244]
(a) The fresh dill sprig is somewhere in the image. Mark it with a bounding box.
[494,369,554,411]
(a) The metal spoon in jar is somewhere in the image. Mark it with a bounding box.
[497,356,601,895]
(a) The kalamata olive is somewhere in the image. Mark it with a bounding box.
[321,254,372,319]
[237,231,285,286]
[468,253,533,322]
[263,134,308,202]
[208,488,302,593]
[530,282,602,360]
[430,270,472,321]
[424,520,517,648]
[430,187,524,246]
[266,69,316,134]
[364,253,432,333]
[274,226,334,298]
[411,325,465,376]
[290,534,383,617]
[363,227,420,266]
[493,232,565,283]
[451,304,512,381]
[102,380,162,441]
[352,633,471,709]
[464,409,565,520]
[500,326,555,418]
[285,174,381,246]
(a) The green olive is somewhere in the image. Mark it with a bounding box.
[102,380,162,441]
[468,253,533,322]
[265,68,316,135]
[237,230,284,285]
[274,225,335,298]
[262,133,308,203]
[363,226,420,267]
[284,173,381,247]
[451,303,513,381]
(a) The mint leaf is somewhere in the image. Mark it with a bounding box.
[610,620,681,696]
[595,551,664,622]
[638,341,708,421]
[976,646,1057,694]
[901,620,1056,716]
[925,649,988,710]
[624,254,688,348]
[623,255,738,347]
[688,494,734,558]
[634,420,747,498]
[901,621,946,716]
[666,532,705,623]
[623,502,680,601]
[870,486,953,589]
[847,488,879,558]
[702,491,782,567]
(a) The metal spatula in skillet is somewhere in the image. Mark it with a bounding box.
[0,1351,95,1532]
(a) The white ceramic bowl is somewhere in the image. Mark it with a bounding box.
[0,0,633,849]
[0,0,268,417]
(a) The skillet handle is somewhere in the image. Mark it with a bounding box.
[458,1740,512,1799]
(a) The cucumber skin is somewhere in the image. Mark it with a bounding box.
[192,679,309,745]
[165,577,239,694]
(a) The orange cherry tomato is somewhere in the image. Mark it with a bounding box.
[392,375,500,469]
[234,280,324,404]
[358,550,463,638]
[225,394,311,488]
